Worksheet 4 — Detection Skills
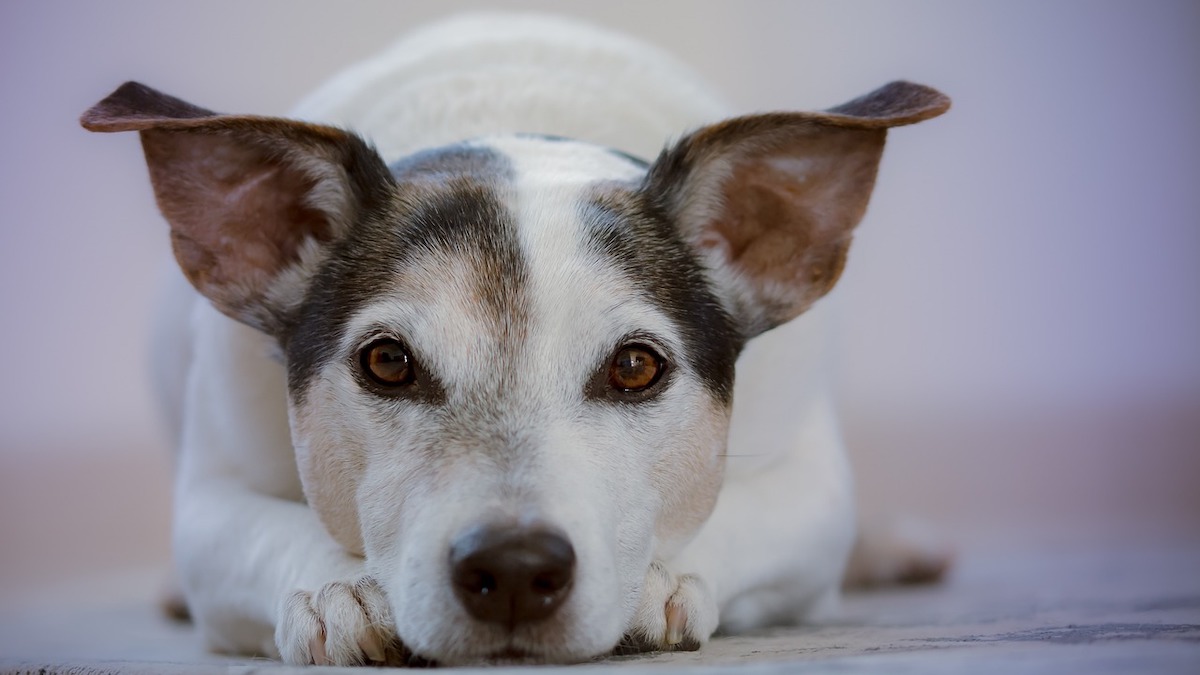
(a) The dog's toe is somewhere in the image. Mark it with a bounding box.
[277,576,406,666]
[617,561,717,655]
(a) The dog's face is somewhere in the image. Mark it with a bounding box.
[289,137,740,661]
[82,81,948,664]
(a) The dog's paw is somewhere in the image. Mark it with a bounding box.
[616,561,718,655]
[843,517,953,588]
[276,576,410,666]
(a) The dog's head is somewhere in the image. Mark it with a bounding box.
[83,81,947,664]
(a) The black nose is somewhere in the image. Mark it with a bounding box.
[449,524,576,626]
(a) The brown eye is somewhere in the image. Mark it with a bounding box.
[360,338,414,388]
[609,344,665,392]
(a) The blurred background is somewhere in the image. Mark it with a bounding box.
[1,0,1197,605]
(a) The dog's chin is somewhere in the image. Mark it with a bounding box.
[431,644,602,668]
[410,626,617,667]
[473,648,584,667]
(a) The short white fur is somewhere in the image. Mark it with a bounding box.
[148,12,935,666]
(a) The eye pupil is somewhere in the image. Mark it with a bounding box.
[609,345,664,392]
[361,339,414,387]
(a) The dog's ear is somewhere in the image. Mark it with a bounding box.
[645,81,949,336]
[81,82,393,335]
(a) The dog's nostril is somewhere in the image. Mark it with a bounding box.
[459,569,498,595]
[531,570,567,594]
[450,524,576,626]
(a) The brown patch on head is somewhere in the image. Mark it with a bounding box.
[81,81,394,335]
[644,81,949,335]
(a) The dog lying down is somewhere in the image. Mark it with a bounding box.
[81,14,949,667]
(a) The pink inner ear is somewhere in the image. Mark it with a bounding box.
[699,127,884,328]
[143,129,332,320]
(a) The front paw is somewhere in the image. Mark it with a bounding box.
[276,576,410,666]
[617,561,718,654]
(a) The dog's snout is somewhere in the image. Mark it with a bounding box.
[450,524,576,626]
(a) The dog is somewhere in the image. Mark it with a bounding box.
[81,14,949,666]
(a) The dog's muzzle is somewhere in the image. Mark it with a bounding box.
[449,523,576,627]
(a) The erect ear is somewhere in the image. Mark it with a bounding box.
[81,81,393,336]
[645,81,950,337]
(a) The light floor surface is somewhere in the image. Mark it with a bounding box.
[2,545,1197,674]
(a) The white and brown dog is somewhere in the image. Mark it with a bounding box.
[82,14,949,667]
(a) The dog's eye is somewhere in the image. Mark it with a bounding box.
[360,338,415,388]
[608,344,665,392]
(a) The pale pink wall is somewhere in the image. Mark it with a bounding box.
[0,1,1196,589]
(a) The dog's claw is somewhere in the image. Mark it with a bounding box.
[664,601,686,645]
[309,631,328,665]
[619,561,717,654]
[360,633,386,663]
[278,576,407,666]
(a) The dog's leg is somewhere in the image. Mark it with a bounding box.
[173,305,405,665]
[659,395,858,636]
[175,482,367,656]
[151,267,195,622]
[842,516,953,589]
[178,482,410,665]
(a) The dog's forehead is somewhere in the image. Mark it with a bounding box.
[346,138,666,393]
[286,137,739,405]
[389,135,647,184]
[483,134,649,183]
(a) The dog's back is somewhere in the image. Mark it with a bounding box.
[290,14,730,162]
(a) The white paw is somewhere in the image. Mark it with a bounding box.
[276,576,410,666]
[617,561,718,654]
